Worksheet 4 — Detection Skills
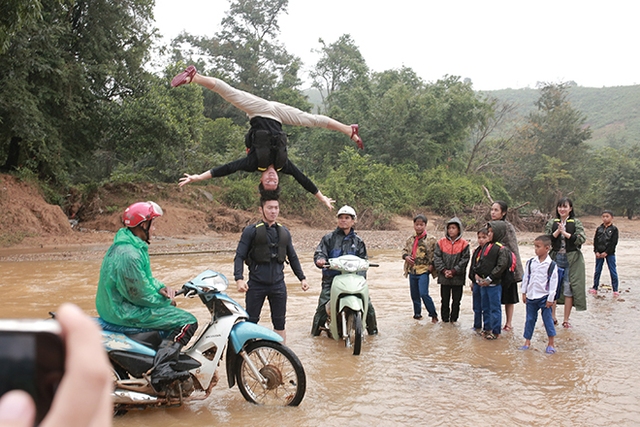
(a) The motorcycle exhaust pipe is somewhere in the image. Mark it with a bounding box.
[113,389,159,404]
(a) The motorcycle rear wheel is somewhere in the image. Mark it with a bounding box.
[345,309,363,355]
[236,340,306,406]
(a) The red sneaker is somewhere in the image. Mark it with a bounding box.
[171,65,197,87]
[350,124,364,150]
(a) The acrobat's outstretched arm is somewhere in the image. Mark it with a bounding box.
[178,171,211,187]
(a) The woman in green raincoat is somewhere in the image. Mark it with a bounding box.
[545,197,586,328]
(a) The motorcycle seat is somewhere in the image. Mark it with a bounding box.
[96,317,168,349]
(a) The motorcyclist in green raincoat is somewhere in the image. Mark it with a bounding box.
[95,201,198,389]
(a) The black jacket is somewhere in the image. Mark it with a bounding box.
[210,116,318,194]
[314,227,367,288]
[234,221,305,285]
[594,223,618,254]
[472,221,511,285]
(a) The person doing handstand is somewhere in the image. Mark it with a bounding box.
[173,65,363,210]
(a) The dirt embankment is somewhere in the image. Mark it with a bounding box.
[2,173,640,261]
[0,174,412,258]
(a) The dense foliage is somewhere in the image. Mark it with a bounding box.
[2,0,639,223]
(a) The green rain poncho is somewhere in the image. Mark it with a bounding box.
[95,228,196,330]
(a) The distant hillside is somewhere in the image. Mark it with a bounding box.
[483,85,640,148]
[303,84,640,149]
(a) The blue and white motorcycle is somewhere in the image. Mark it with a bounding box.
[100,270,306,412]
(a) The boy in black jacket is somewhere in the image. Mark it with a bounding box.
[590,210,619,297]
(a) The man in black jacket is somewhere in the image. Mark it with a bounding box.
[234,192,309,343]
[311,205,378,336]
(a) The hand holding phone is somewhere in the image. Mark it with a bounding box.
[0,319,64,425]
[0,304,112,427]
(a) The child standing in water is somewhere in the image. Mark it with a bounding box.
[402,214,438,322]
[473,221,511,340]
[591,210,619,297]
[469,228,490,332]
[520,235,558,354]
[434,218,470,323]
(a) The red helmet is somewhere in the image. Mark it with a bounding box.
[122,201,163,228]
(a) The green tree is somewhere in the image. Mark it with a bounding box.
[0,0,44,53]
[366,74,485,169]
[172,0,308,109]
[0,0,155,185]
[310,34,369,110]
[506,82,592,212]
[99,74,207,183]
[465,97,519,175]
[603,146,640,219]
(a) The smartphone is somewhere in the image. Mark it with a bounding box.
[0,319,65,425]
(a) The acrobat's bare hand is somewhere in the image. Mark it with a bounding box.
[179,173,194,187]
[323,196,336,210]
[315,191,335,210]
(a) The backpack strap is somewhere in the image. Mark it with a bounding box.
[526,257,534,281]
[545,261,556,291]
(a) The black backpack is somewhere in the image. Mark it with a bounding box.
[525,258,565,300]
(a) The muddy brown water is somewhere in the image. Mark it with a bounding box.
[1,242,638,426]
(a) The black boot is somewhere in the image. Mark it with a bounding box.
[150,340,190,390]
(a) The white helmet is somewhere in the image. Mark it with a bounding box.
[337,205,356,219]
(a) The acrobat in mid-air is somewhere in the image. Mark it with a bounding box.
[172,65,364,210]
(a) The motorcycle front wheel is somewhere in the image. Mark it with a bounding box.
[345,309,363,355]
[236,340,306,406]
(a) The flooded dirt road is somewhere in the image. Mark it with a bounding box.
[1,240,638,426]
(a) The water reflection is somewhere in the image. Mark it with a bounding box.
[1,245,638,426]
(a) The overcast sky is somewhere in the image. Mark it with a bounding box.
[154,0,637,91]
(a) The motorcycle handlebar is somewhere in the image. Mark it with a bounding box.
[321,263,379,268]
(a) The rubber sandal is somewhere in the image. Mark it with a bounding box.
[613,291,620,297]
[502,325,513,332]
[484,332,498,340]
[545,346,556,354]
[518,345,530,351]
[562,321,572,329]
[588,288,597,295]
[350,124,364,150]
[171,65,197,87]
[553,319,558,325]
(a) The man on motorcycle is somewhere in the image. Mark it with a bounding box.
[233,192,309,344]
[311,205,378,336]
[95,201,198,389]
